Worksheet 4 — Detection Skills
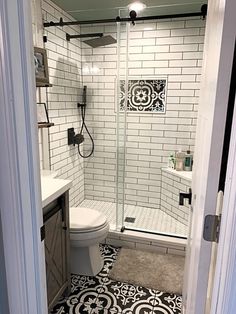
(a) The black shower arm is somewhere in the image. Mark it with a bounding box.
[66,33,103,41]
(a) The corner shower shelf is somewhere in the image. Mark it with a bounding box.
[38,122,54,128]
[162,167,192,182]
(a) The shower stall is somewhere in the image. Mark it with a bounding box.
[68,5,206,239]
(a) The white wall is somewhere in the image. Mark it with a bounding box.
[81,18,205,208]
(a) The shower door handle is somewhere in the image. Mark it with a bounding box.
[179,188,192,206]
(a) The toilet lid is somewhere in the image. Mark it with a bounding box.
[70,207,107,232]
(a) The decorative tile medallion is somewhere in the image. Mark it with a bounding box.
[51,244,182,314]
[120,79,167,113]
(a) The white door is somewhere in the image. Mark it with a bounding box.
[210,93,236,313]
[0,0,47,313]
[205,191,223,312]
[182,0,236,313]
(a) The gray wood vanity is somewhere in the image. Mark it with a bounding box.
[41,176,72,311]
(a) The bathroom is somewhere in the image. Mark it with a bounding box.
[2,0,236,313]
[35,0,205,312]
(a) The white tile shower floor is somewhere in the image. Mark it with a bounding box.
[79,199,188,238]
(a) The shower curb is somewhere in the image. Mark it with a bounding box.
[103,229,186,256]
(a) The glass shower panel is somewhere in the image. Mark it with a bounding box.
[115,20,129,231]
[117,12,192,238]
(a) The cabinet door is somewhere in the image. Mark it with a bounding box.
[44,207,67,308]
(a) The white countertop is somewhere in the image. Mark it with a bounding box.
[41,176,72,208]
[162,167,192,181]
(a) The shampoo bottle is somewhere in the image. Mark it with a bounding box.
[175,150,185,171]
[184,150,193,171]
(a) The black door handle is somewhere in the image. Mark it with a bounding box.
[179,188,192,205]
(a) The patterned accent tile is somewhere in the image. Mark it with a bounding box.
[151,292,182,314]
[51,244,182,314]
[70,274,103,294]
[120,79,167,113]
[98,280,157,311]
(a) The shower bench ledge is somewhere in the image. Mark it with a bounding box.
[162,167,192,182]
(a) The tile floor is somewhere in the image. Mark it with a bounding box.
[51,244,182,314]
[80,200,188,237]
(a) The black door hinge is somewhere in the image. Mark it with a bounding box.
[203,214,221,242]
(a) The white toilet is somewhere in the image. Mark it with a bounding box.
[69,207,109,276]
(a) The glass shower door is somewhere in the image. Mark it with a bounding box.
[116,11,191,238]
[115,19,129,232]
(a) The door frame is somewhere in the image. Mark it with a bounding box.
[211,94,236,313]
[184,0,236,313]
[0,0,47,313]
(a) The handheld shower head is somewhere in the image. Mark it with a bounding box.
[82,86,87,104]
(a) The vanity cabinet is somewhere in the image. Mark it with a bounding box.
[43,191,70,311]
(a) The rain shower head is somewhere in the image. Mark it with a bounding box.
[83,35,117,48]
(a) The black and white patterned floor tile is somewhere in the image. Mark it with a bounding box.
[51,245,182,314]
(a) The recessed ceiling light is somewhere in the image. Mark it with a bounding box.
[128,1,147,13]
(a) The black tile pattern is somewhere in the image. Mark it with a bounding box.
[51,245,182,314]
[120,79,167,113]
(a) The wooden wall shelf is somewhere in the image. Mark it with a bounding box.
[36,83,53,88]
[38,122,54,128]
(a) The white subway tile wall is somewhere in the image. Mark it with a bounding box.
[34,0,204,238]
[161,169,191,225]
[36,0,85,206]
[81,18,205,209]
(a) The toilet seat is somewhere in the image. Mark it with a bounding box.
[70,223,109,243]
[69,206,109,276]
[70,207,109,244]
[70,207,107,233]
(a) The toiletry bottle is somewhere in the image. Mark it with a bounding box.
[184,150,193,171]
[175,150,185,171]
[168,153,175,169]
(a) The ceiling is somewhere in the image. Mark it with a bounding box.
[50,0,206,21]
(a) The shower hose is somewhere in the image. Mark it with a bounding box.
[78,105,94,158]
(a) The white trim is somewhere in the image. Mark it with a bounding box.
[0,0,47,313]
[184,0,236,312]
[210,93,236,313]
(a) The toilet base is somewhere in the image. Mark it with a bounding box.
[70,244,104,276]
